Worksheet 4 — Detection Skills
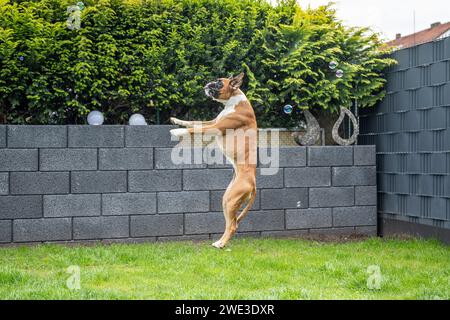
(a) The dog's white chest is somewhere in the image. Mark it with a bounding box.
[214,95,247,170]
[216,95,247,120]
[217,106,234,120]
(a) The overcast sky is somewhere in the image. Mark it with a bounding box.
[283,0,450,41]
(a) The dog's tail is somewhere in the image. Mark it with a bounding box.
[236,188,257,225]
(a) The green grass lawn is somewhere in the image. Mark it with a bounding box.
[0,237,448,300]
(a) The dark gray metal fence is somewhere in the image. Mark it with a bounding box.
[359,36,450,242]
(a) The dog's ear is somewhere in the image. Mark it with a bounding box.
[230,72,245,90]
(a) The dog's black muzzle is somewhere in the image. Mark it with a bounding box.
[204,80,223,99]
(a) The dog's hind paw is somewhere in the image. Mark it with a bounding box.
[212,241,224,249]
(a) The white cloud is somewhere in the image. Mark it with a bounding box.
[274,0,450,41]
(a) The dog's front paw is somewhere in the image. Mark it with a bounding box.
[170,128,189,138]
[170,117,180,125]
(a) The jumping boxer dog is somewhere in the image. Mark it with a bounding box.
[170,73,258,249]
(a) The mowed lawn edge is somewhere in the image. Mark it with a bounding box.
[0,238,448,300]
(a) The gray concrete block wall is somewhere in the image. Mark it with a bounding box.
[0,125,377,244]
[0,173,8,195]
[0,126,5,148]
[359,36,450,232]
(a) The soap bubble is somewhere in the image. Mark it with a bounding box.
[329,61,338,70]
[283,105,293,115]
[87,110,104,125]
[77,2,85,10]
[49,112,59,124]
[19,56,24,61]
[129,113,147,126]
[336,69,344,78]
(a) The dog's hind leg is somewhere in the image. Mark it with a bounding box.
[236,188,257,226]
[212,179,236,249]
[212,180,253,249]
[212,199,240,249]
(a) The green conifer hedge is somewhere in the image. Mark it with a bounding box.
[0,0,395,126]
